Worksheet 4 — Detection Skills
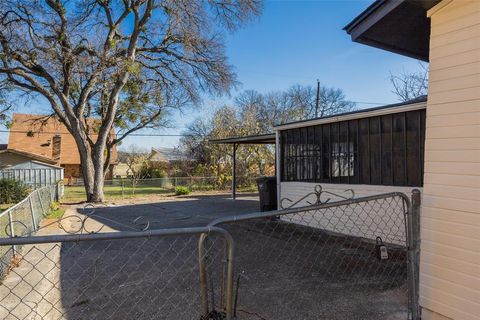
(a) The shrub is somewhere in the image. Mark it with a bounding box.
[175,186,190,196]
[45,201,65,219]
[0,179,31,204]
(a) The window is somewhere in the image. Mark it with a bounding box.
[332,142,354,177]
[280,109,426,187]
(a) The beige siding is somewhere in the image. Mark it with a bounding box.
[422,1,480,319]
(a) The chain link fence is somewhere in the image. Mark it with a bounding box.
[0,226,233,320]
[0,186,420,320]
[203,188,420,320]
[0,184,60,280]
[63,176,258,202]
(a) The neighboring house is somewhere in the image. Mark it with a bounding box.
[343,1,478,320]
[148,147,184,163]
[112,162,130,179]
[7,114,118,183]
[0,149,64,187]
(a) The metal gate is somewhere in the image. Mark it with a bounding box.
[0,224,233,320]
[1,187,420,320]
[200,186,421,320]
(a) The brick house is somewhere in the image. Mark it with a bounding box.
[7,114,117,183]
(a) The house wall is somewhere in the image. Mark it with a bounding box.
[421,1,480,319]
[279,182,418,246]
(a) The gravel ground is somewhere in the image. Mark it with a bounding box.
[1,193,409,320]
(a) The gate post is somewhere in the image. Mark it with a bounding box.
[37,190,45,216]
[29,197,37,231]
[199,233,210,317]
[198,231,235,320]
[7,209,16,255]
[409,189,421,320]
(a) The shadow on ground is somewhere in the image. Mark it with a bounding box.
[78,193,260,230]
[0,194,408,319]
[54,194,259,320]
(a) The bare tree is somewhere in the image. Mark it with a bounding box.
[123,145,148,193]
[390,62,429,102]
[287,85,356,119]
[0,0,262,201]
[180,84,356,180]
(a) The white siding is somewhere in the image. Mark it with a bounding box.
[280,182,418,246]
[422,1,480,319]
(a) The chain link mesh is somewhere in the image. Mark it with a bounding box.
[0,185,58,280]
[214,193,410,320]
[0,186,415,320]
[0,230,228,320]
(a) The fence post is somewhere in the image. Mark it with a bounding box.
[121,180,125,198]
[7,209,16,255]
[409,189,421,320]
[29,196,37,231]
[55,183,60,201]
[37,190,45,216]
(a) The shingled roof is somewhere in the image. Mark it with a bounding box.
[8,114,118,165]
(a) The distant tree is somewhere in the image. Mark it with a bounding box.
[123,145,149,192]
[287,85,356,119]
[0,0,262,202]
[179,84,355,180]
[390,63,429,102]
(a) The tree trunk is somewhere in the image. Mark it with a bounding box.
[91,145,106,202]
[70,127,105,203]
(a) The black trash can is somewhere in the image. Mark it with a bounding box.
[256,176,277,212]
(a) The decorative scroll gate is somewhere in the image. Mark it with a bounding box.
[201,188,421,320]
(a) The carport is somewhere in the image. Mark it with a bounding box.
[209,133,276,200]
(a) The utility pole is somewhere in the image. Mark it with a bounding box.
[315,79,320,118]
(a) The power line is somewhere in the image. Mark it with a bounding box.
[0,130,193,137]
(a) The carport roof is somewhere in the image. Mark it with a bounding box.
[209,133,276,145]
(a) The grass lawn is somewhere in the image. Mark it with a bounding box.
[45,207,65,219]
[63,183,257,202]
[63,185,173,202]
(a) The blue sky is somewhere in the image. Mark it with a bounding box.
[0,0,424,150]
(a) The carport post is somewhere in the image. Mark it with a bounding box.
[232,143,237,200]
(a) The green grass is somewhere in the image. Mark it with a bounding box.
[45,207,65,219]
[63,185,174,202]
[63,183,257,202]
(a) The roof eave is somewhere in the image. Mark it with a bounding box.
[1,148,58,165]
[344,0,441,62]
[209,133,276,145]
[274,100,427,131]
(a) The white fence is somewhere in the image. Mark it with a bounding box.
[0,167,64,188]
